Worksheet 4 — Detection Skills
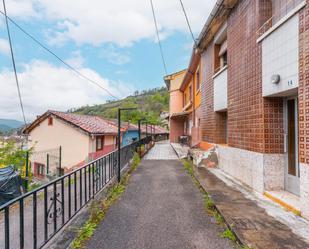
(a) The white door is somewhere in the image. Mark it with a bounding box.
[284,97,300,195]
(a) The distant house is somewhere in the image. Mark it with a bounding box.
[109,121,169,146]
[121,122,139,146]
[23,110,122,178]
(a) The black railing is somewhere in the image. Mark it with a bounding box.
[0,136,152,249]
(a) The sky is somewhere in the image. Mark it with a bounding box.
[0,0,216,121]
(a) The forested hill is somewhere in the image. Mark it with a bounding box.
[72,87,169,125]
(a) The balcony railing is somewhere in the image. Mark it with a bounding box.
[257,0,304,37]
[0,136,152,249]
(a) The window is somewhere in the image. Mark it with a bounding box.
[214,38,227,73]
[37,163,45,176]
[189,85,192,101]
[48,116,53,126]
[183,93,187,107]
[96,136,104,151]
[196,69,200,91]
[221,51,227,68]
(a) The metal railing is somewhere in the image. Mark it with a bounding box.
[0,136,152,249]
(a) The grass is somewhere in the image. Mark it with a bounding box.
[71,152,141,249]
[221,228,236,242]
[182,159,224,223]
[182,159,252,248]
[28,182,42,191]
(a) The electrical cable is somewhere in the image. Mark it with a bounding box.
[179,0,197,47]
[149,0,168,76]
[2,0,27,125]
[0,10,119,100]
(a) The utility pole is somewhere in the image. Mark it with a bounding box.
[138,120,141,141]
[117,108,137,183]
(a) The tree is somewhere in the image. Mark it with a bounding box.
[0,140,30,169]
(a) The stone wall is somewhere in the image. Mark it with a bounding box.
[217,145,284,193]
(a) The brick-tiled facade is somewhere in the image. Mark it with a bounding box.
[200,44,226,144]
[299,0,309,164]
[200,0,284,153]
[183,0,309,218]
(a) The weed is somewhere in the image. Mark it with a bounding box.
[213,210,224,224]
[241,246,252,249]
[72,153,141,249]
[205,196,215,209]
[221,228,236,242]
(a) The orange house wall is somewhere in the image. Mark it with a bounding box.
[169,90,183,114]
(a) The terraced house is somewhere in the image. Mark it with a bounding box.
[168,0,309,219]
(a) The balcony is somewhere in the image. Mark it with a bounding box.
[213,66,227,112]
[257,0,305,39]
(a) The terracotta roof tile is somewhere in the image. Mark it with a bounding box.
[49,110,119,135]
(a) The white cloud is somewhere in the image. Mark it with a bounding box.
[31,0,216,46]
[0,0,38,19]
[0,60,134,121]
[65,50,85,68]
[0,38,9,55]
[99,45,130,65]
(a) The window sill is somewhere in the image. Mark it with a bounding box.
[212,65,228,79]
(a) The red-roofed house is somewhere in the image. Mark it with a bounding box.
[23,110,123,177]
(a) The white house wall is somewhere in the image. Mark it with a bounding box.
[262,14,299,97]
[29,117,90,169]
[213,68,228,111]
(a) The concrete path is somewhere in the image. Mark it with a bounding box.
[144,140,179,160]
[87,143,232,249]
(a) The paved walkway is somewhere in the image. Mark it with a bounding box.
[144,140,179,160]
[87,143,232,249]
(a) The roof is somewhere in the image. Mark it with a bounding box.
[163,69,187,90]
[106,119,139,131]
[139,125,169,134]
[23,110,121,135]
[196,0,239,50]
[180,50,201,91]
[179,0,239,92]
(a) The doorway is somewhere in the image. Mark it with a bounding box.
[284,97,300,195]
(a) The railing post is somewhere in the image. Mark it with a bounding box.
[25,151,29,192]
[117,109,121,183]
[59,146,62,176]
[46,153,49,175]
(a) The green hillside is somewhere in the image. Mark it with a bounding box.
[0,119,23,134]
[73,87,169,125]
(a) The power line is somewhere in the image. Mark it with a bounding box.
[179,0,197,47]
[2,0,27,125]
[149,0,168,76]
[0,10,119,100]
